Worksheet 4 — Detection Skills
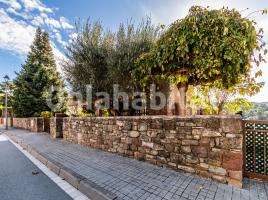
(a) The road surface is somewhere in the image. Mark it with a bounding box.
[0,133,73,200]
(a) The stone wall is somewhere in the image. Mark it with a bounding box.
[44,118,50,133]
[12,118,30,130]
[13,117,44,132]
[0,117,13,127]
[11,117,63,138]
[63,116,243,187]
[50,117,64,138]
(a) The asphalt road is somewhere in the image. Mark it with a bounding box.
[0,134,72,200]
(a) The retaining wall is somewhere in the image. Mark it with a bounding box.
[63,115,243,187]
[12,117,44,132]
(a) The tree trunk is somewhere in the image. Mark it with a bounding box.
[176,84,188,116]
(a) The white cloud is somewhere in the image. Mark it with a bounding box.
[0,0,21,10]
[6,7,32,19]
[68,33,77,43]
[31,16,44,26]
[60,17,73,29]
[0,0,69,72]
[20,0,53,13]
[54,32,67,46]
[44,17,61,29]
[0,9,35,56]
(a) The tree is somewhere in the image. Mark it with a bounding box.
[109,18,160,93]
[134,6,267,115]
[0,81,15,116]
[63,18,160,101]
[63,20,114,98]
[12,28,67,117]
[0,84,5,116]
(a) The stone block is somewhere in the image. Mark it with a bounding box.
[212,175,227,183]
[192,146,208,158]
[181,146,191,153]
[219,138,242,149]
[142,141,154,149]
[182,140,199,146]
[129,131,140,138]
[134,152,144,160]
[163,119,175,130]
[206,118,220,130]
[202,130,221,137]
[221,117,242,134]
[199,137,210,145]
[178,165,195,173]
[178,127,192,134]
[198,170,211,179]
[138,123,148,131]
[186,156,199,164]
[222,151,242,171]
[192,127,203,135]
[228,170,242,181]
[208,150,222,161]
[209,166,227,176]
[199,163,209,170]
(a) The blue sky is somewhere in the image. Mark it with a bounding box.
[0,0,267,102]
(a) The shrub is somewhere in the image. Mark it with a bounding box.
[40,111,52,118]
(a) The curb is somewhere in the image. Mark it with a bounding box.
[6,133,117,200]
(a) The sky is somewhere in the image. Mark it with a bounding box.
[0,0,267,102]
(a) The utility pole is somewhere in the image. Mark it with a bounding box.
[4,75,10,130]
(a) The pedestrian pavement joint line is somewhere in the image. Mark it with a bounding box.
[3,133,90,200]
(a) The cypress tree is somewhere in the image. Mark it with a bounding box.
[12,27,67,117]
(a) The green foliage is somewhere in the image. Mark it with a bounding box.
[109,19,160,92]
[66,105,83,117]
[63,20,113,97]
[40,111,53,118]
[188,84,255,115]
[12,28,68,117]
[79,112,96,117]
[0,81,15,116]
[63,18,160,99]
[102,108,110,117]
[134,6,266,90]
[225,98,252,113]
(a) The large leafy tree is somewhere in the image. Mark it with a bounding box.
[12,28,67,117]
[134,6,267,115]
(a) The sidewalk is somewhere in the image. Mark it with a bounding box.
[2,127,268,200]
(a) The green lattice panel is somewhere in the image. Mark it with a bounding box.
[255,133,265,175]
[255,124,268,130]
[245,131,254,172]
[266,133,268,175]
[245,123,254,129]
